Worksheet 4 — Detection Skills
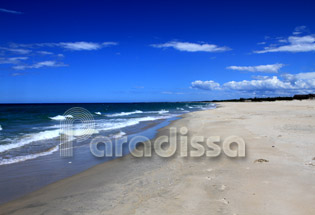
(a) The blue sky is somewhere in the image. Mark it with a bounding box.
[1,0,315,103]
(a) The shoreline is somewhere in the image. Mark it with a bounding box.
[1,101,315,214]
[0,115,181,205]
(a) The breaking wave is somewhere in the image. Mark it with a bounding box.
[106,110,143,117]
[0,145,59,166]
[49,115,73,121]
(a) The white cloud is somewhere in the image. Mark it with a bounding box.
[0,8,22,14]
[13,61,67,70]
[289,35,315,44]
[9,41,118,51]
[191,72,315,95]
[293,26,307,35]
[227,63,284,73]
[161,91,184,95]
[0,57,28,64]
[151,41,230,52]
[0,47,31,54]
[102,42,118,46]
[11,73,23,76]
[0,41,116,71]
[278,39,287,43]
[255,35,315,53]
[37,51,53,55]
[58,41,117,51]
[191,80,221,91]
[251,75,271,80]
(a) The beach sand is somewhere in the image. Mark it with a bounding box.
[1,101,315,215]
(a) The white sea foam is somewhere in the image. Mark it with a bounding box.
[199,104,216,110]
[106,110,143,117]
[0,129,60,153]
[111,131,126,139]
[158,109,169,114]
[95,112,101,115]
[0,125,2,131]
[61,129,100,137]
[106,109,172,117]
[96,115,169,131]
[0,145,59,166]
[49,115,73,121]
[176,107,185,111]
[145,109,169,114]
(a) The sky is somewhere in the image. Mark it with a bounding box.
[1,0,315,103]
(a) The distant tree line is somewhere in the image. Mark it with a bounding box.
[201,94,315,103]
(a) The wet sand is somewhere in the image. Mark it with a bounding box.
[1,101,315,215]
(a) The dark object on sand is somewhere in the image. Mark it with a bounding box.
[254,159,269,163]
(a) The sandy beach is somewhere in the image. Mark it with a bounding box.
[1,100,315,215]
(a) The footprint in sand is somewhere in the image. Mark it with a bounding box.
[219,198,229,205]
[219,185,226,191]
[206,176,213,181]
[206,168,213,172]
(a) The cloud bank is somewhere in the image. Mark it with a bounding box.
[191,72,315,95]
[151,41,230,52]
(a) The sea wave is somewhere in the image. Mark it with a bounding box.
[0,103,214,165]
[145,109,170,114]
[0,145,59,166]
[96,116,167,131]
[106,110,143,117]
[49,115,73,121]
[158,109,169,114]
[0,115,169,153]
[0,129,60,153]
[61,129,100,137]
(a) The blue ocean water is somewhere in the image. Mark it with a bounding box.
[0,102,214,166]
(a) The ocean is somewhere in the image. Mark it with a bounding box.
[0,102,215,165]
[0,102,214,203]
